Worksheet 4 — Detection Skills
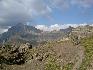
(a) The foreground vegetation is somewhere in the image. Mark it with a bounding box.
[0,40,80,70]
[79,36,93,70]
[1,35,93,70]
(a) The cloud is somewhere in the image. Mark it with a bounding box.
[71,0,93,8]
[49,0,93,10]
[0,0,93,33]
[35,24,64,31]
[0,0,52,33]
[0,26,10,34]
[0,0,52,26]
[0,28,8,34]
[0,0,92,26]
[49,0,70,10]
[35,25,49,31]
[35,23,88,31]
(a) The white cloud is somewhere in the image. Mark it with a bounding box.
[0,0,92,26]
[0,0,93,33]
[50,24,61,31]
[0,26,11,34]
[35,25,49,31]
[0,28,8,34]
[35,24,63,31]
[35,23,88,31]
[71,0,93,8]
[0,0,52,26]
[49,0,70,10]
[0,0,53,33]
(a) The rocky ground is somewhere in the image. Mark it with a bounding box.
[0,40,86,70]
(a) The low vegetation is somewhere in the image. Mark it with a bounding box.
[63,63,74,70]
[1,35,93,70]
[79,36,93,70]
[45,57,61,70]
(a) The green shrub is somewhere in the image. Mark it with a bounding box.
[79,36,93,70]
[63,63,74,70]
[45,57,61,70]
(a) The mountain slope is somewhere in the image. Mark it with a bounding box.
[0,23,73,44]
[0,23,42,43]
[1,25,93,70]
[0,40,84,70]
[60,26,73,34]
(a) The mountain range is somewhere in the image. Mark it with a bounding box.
[0,23,73,44]
[1,23,93,70]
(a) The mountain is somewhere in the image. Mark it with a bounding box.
[60,26,74,34]
[0,23,42,43]
[71,25,93,38]
[0,23,73,44]
[8,23,41,33]
[1,24,93,70]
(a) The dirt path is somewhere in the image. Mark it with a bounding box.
[72,46,85,70]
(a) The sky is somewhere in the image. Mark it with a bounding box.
[0,0,93,33]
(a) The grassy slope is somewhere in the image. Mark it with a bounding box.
[79,36,93,70]
[2,36,93,70]
[0,40,83,70]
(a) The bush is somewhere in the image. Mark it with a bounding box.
[79,36,93,70]
[45,57,61,70]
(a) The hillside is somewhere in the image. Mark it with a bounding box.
[0,40,85,70]
[0,0,93,70]
[71,25,93,38]
[1,25,93,70]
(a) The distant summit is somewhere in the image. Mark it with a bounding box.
[0,23,42,43]
[9,23,41,33]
